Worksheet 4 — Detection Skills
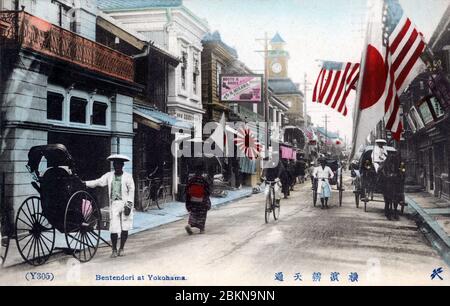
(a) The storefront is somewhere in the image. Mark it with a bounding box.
[133,104,193,203]
[404,93,450,198]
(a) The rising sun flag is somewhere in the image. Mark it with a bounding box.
[351,0,427,158]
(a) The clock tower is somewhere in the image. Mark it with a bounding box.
[268,32,290,79]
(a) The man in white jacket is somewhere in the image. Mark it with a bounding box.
[313,157,334,209]
[372,139,388,173]
[86,154,135,258]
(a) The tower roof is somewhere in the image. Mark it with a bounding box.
[271,32,286,44]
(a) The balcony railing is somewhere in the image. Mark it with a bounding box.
[0,11,134,82]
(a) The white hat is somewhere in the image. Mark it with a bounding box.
[107,154,131,162]
[375,139,387,144]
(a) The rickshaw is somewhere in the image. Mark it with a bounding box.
[13,144,104,266]
[0,211,9,267]
[351,145,403,212]
[312,158,344,207]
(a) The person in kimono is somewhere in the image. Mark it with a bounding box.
[85,154,135,258]
[185,162,211,235]
[313,157,334,209]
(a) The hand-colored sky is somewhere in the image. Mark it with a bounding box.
[184,0,448,142]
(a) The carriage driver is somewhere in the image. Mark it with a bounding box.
[372,139,388,173]
[85,154,135,258]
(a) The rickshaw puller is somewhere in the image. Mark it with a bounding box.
[372,139,388,173]
[313,157,334,209]
[85,154,135,258]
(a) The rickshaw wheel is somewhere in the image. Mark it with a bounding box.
[64,191,101,263]
[313,182,318,207]
[15,197,55,266]
[1,219,10,267]
[338,171,344,207]
[355,193,360,208]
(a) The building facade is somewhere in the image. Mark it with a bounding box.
[399,5,450,199]
[98,0,209,138]
[0,0,141,217]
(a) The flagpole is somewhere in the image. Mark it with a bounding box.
[350,0,381,161]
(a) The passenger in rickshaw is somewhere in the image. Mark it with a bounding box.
[313,157,335,209]
[372,139,388,173]
[85,154,135,258]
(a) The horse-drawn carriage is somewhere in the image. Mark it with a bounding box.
[351,145,406,218]
[12,144,103,266]
[312,158,344,207]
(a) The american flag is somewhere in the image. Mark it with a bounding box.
[312,61,360,117]
[382,0,426,140]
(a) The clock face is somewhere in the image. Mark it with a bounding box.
[272,62,282,74]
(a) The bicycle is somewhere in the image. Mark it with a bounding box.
[141,178,167,211]
[263,178,281,224]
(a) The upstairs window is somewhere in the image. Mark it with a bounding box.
[193,54,200,95]
[92,102,108,126]
[70,97,87,123]
[181,51,188,91]
[47,92,64,121]
[429,96,445,119]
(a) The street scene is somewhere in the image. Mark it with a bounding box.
[0,0,450,287]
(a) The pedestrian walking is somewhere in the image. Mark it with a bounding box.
[85,154,135,258]
[185,162,211,235]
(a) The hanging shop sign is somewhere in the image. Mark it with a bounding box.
[220,75,263,103]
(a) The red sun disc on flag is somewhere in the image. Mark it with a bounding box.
[235,128,262,160]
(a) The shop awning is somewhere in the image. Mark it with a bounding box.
[133,105,193,130]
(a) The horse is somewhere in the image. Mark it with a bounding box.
[378,153,405,220]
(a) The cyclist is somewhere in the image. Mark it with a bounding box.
[261,155,285,204]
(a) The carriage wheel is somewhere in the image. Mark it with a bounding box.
[313,188,318,207]
[64,191,101,263]
[338,172,344,207]
[15,197,55,266]
[1,219,10,267]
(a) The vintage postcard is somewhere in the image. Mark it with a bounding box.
[0,0,449,294]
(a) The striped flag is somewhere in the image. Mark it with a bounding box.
[312,61,360,117]
[351,0,426,157]
[382,0,426,140]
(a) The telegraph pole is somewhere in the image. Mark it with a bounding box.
[303,73,312,128]
[323,114,330,153]
[256,32,270,158]
[264,32,269,158]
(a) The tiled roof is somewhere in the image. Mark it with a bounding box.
[269,79,302,95]
[134,105,192,130]
[202,31,238,58]
[98,0,183,11]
